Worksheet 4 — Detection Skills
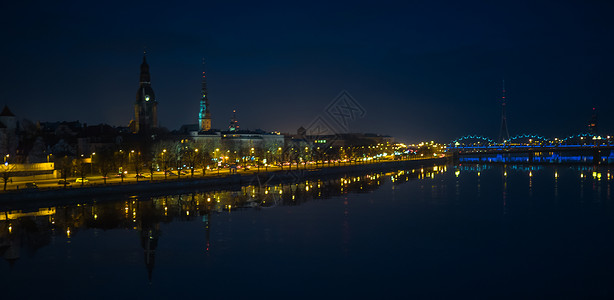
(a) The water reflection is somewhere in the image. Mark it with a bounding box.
[0,166,446,279]
[3,163,614,298]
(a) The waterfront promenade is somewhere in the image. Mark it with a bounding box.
[0,157,445,203]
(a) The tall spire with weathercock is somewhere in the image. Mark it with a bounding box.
[134,50,158,133]
[199,58,211,131]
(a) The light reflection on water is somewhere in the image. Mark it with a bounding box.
[1,164,614,298]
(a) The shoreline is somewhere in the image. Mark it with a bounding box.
[0,158,445,206]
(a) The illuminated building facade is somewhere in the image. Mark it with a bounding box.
[133,52,158,133]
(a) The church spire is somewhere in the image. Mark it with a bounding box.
[199,58,212,131]
[140,51,151,84]
[133,51,157,133]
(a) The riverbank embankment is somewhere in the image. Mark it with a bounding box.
[0,158,445,206]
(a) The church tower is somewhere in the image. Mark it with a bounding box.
[134,51,158,133]
[199,59,211,131]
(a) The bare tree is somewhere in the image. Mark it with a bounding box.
[133,151,143,182]
[97,149,115,185]
[184,146,199,178]
[57,156,73,188]
[151,141,174,180]
[0,163,16,191]
[114,150,127,183]
[198,150,211,177]
[147,160,156,181]
[74,158,88,186]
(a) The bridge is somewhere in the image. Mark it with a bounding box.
[448,82,610,163]
[448,133,614,164]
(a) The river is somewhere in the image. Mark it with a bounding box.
[1,164,613,299]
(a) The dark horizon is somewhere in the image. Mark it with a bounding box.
[2,0,613,143]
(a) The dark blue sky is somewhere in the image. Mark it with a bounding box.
[1,0,613,142]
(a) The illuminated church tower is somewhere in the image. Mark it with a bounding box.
[199,59,211,131]
[134,51,158,133]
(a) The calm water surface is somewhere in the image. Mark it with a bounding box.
[1,164,614,299]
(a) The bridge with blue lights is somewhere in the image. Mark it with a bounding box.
[448,133,614,164]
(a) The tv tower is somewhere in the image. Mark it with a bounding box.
[588,107,598,135]
[229,109,239,131]
[498,79,510,143]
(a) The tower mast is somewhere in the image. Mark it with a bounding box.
[588,107,598,135]
[498,79,510,143]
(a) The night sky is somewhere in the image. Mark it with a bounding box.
[1,0,613,142]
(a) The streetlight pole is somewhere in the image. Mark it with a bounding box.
[162,149,167,180]
[193,148,198,177]
[91,152,96,175]
[215,148,219,176]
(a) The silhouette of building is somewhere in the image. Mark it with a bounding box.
[133,52,158,133]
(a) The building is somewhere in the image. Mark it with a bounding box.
[287,126,393,149]
[133,52,158,133]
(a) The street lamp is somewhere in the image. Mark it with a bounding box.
[215,148,220,175]
[129,150,135,165]
[194,148,198,177]
[91,152,96,174]
[162,149,167,179]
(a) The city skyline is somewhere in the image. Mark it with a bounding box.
[1,1,613,142]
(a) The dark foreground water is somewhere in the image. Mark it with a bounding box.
[1,164,614,299]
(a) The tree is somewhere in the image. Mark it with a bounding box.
[74,158,88,186]
[57,156,74,188]
[151,140,175,180]
[0,163,16,191]
[171,142,183,180]
[133,151,143,182]
[27,137,47,163]
[184,146,199,178]
[96,149,115,185]
[253,147,264,172]
[198,151,211,177]
[161,150,170,180]
[141,146,156,181]
[114,150,127,183]
[147,159,156,181]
